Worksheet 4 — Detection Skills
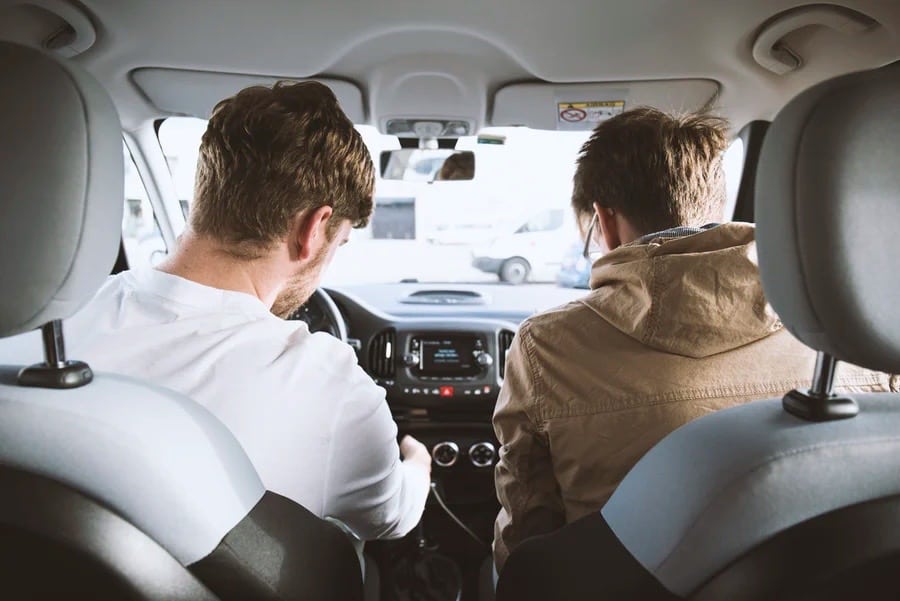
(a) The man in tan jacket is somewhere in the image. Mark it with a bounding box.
[492,108,895,572]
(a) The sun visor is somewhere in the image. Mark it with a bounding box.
[131,68,365,122]
[491,79,720,131]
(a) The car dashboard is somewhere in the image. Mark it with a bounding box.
[319,286,526,528]
[329,285,516,442]
[325,285,528,409]
[313,283,585,587]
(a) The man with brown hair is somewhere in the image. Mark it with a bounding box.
[1,81,431,541]
[492,107,894,571]
[435,151,475,181]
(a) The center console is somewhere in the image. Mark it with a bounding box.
[324,288,518,600]
[366,322,514,500]
[372,325,514,408]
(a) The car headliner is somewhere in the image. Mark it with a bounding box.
[2,0,898,133]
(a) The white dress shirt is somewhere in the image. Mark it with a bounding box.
[0,269,429,540]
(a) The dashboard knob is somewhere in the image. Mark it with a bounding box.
[432,441,459,467]
[403,352,420,367]
[468,442,496,468]
[476,352,494,367]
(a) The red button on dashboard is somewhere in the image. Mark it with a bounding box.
[439,386,455,398]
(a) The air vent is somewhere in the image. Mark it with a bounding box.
[498,330,515,380]
[401,290,487,305]
[368,329,396,378]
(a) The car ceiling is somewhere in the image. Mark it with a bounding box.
[2,0,899,133]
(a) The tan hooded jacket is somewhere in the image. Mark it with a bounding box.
[493,223,895,571]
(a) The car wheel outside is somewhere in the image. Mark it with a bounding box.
[499,257,530,284]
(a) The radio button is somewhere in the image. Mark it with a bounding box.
[469,442,496,468]
[432,442,459,467]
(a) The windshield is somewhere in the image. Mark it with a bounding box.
[158,118,742,288]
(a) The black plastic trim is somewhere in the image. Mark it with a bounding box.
[496,511,680,601]
[783,388,859,421]
[692,494,900,601]
[18,320,93,389]
[499,495,900,601]
[189,491,364,601]
[0,465,216,600]
[783,353,859,422]
[18,359,93,389]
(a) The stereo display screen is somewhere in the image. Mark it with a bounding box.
[419,336,480,377]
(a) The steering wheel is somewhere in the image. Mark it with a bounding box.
[286,288,348,342]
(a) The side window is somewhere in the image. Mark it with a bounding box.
[157,116,208,221]
[518,209,564,233]
[122,142,167,267]
[722,137,745,222]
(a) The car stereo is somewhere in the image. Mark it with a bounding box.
[404,334,492,380]
[373,329,504,405]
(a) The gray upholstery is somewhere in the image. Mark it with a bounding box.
[0,42,364,600]
[601,62,900,596]
[756,60,900,374]
[0,41,123,338]
[0,39,266,571]
[602,394,900,597]
[0,367,266,565]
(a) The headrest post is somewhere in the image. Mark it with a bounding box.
[810,351,838,397]
[782,352,858,422]
[17,320,93,390]
[41,320,68,369]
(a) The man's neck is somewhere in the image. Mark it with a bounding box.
[156,233,285,309]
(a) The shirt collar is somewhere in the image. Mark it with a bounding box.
[127,268,274,318]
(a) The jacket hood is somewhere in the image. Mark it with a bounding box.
[583,222,781,358]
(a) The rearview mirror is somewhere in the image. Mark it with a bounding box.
[379,150,475,182]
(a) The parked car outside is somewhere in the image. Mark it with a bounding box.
[472,209,579,284]
[556,241,592,289]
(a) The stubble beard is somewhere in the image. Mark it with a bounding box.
[270,248,327,319]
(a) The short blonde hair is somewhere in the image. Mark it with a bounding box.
[191,81,374,257]
[572,107,729,234]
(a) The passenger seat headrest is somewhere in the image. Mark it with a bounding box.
[0,42,123,339]
[756,60,900,373]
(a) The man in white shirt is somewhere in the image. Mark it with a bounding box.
[1,81,431,541]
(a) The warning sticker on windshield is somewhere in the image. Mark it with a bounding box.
[556,100,626,131]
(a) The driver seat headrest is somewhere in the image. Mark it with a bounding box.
[756,60,900,374]
[0,41,123,339]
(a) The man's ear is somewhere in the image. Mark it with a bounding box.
[594,202,621,251]
[290,205,334,261]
